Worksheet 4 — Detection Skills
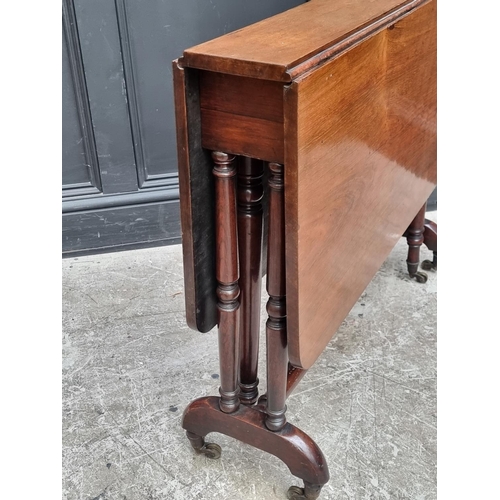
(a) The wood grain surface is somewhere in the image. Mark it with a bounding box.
[199,71,284,162]
[183,0,428,82]
[284,1,436,369]
[172,62,217,333]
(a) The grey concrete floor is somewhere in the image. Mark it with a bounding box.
[62,212,436,500]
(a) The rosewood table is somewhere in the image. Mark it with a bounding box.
[173,0,436,497]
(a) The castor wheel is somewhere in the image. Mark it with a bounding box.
[186,431,222,459]
[286,486,306,500]
[287,486,306,499]
[410,271,428,283]
[421,259,436,271]
[199,442,222,459]
[287,483,322,499]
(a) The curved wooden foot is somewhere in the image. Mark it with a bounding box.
[182,396,330,491]
[423,219,437,252]
[422,219,437,271]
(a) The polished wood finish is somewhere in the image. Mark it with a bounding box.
[182,153,328,498]
[201,107,284,164]
[183,0,428,82]
[176,2,436,340]
[182,397,329,491]
[172,62,217,333]
[200,71,283,122]
[213,152,240,414]
[175,0,436,496]
[199,72,284,162]
[265,162,288,432]
[284,1,436,368]
[424,219,437,253]
[237,157,264,405]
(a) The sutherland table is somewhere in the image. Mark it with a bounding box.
[172,0,436,497]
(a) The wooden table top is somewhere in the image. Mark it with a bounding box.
[283,0,436,368]
[182,0,428,82]
[174,0,436,370]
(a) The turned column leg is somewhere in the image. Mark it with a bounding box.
[265,162,288,432]
[237,157,264,405]
[213,151,241,414]
[405,202,428,283]
[182,157,329,498]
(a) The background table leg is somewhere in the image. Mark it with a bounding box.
[237,157,264,405]
[405,202,428,283]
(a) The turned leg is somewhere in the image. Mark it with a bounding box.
[182,156,329,498]
[213,151,241,414]
[405,203,428,283]
[237,157,264,405]
[265,162,288,432]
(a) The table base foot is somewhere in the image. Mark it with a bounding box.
[182,396,329,497]
[422,219,437,271]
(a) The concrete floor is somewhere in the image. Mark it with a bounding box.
[62,213,436,500]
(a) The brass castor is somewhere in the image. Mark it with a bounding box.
[186,431,222,459]
[287,486,306,499]
[410,271,428,283]
[287,482,322,499]
[421,249,437,271]
[421,260,436,271]
[199,442,222,459]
